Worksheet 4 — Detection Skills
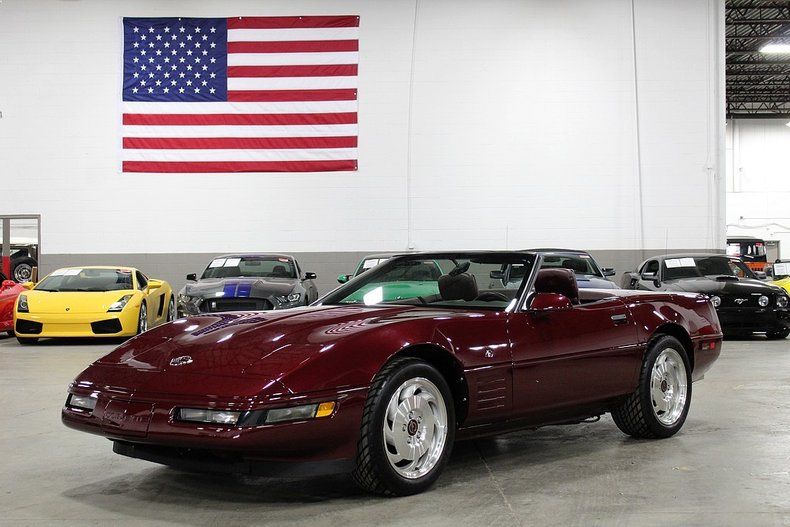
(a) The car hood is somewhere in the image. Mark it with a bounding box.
[24,290,136,314]
[663,276,783,296]
[575,275,617,289]
[179,277,297,300]
[94,304,462,382]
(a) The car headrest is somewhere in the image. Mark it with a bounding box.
[271,265,288,277]
[438,272,478,301]
[534,268,579,305]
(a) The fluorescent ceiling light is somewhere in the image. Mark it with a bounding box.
[759,43,790,54]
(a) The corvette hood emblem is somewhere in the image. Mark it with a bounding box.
[169,355,193,367]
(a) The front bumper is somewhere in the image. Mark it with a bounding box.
[62,385,368,467]
[14,311,138,338]
[716,307,790,334]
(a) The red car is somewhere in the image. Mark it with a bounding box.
[63,252,722,496]
[0,278,25,336]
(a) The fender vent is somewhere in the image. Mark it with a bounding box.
[475,374,508,412]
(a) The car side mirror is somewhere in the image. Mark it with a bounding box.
[1,280,15,290]
[489,270,505,280]
[337,274,349,284]
[529,292,573,312]
[21,281,34,290]
[304,272,317,280]
[186,273,197,281]
[146,280,162,291]
[602,267,616,277]
[755,271,767,280]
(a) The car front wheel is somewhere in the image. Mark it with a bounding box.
[166,297,176,322]
[767,328,790,340]
[612,335,691,439]
[137,302,148,335]
[353,357,455,496]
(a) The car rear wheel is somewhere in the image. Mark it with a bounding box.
[137,302,148,334]
[17,336,38,345]
[6,330,14,337]
[12,257,36,283]
[353,357,455,496]
[767,328,790,340]
[612,335,691,439]
[166,297,176,322]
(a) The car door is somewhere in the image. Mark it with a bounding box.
[136,271,158,325]
[508,293,640,418]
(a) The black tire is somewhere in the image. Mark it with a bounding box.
[352,357,455,496]
[611,335,692,439]
[136,301,148,335]
[11,257,36,283]
[6,330,14,337]
[17,336,38,345]
[767,328,790,340]
[166,296,176,322]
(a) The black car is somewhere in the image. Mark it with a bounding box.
[623,253,790,339]
[178,254,319,316]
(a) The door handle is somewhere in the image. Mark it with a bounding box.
[611,313,628,324]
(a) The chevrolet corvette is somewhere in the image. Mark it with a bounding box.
[63,252,721,495]
[14,266,174,344]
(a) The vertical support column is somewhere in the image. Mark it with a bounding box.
[1,218,10,279]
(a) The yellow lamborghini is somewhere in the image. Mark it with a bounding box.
[13,266,174,344]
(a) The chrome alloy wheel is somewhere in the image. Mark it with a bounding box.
[167,298,176,322]
[138,304,148,333]
[14,263,32,282]
[650,348,688,426]
[382,377,448,479]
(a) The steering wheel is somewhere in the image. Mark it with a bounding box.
[475,292,508,302]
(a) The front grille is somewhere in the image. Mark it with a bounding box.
[200,298,273,313]
[15,319,42,334]
[91,318,123,334]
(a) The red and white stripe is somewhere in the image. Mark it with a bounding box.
[122,15,359,173]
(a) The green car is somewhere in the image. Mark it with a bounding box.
[337,254,442,303]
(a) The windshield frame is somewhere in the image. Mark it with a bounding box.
[34,268,136,292]
[200,255,297,280]
[319,251,539,311]
[661,255,757,281]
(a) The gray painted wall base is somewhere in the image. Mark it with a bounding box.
[39,249,722,298]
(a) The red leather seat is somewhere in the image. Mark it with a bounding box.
[534,268,579,305]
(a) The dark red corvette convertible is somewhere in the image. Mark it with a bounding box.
[63,252,722,495]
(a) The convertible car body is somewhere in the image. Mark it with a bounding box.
[0,279,25,335]
[178,254,318,316]
[14,266,174,343]
[622,253,790,339]
[63,252,721,496]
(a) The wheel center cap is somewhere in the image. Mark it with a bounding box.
[661,379,668,392]
[407,419,419,436]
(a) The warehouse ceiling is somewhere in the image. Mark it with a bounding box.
[727,0,790,118]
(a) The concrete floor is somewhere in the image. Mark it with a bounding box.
[1,336,789,527]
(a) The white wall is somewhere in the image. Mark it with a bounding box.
[0,0,725,255]
[727,119,790,257]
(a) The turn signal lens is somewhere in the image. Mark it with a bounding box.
[710,295,721,308]
[315,401,336,418]
[67,394,98,411]
[17,294,29,313]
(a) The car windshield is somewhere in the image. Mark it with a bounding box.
[539,254,601,276]
[772,262,790,280]
[201,256,297,279]
[662,256,756,280]
[322,253,536,310]
[35,268,134,292]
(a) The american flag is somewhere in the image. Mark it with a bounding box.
[121,16,359,173]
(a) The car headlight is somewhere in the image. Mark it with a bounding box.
[17,294,29,313]
[758,295,770,307]
[710,295,721,308]
[263,401,335,424]
[777,295,788,308]
[66,393,98,411]
[175,408,242,425]
[107,294,133,312]
[276,293,302,304]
